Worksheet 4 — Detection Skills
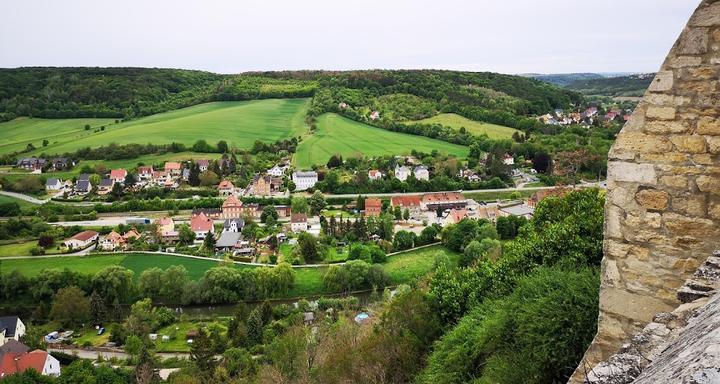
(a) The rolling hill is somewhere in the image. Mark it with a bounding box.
[294,113,468,168]
[407,113,519,140]
[0,98,310,156]
[564,73,655,97]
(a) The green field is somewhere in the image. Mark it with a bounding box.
[294,113,469,168]
[0,99,310,156]
[409,113,519,140]
[0,117,115,155]
[0,195,38,210]
[0,245,458,298]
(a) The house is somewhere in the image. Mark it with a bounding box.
[182,168,190,181]
[458,169,481,182]
[50,158,73,171]
[369,111,380,120]
[196,159,210,172]
[292,171,318,191]
[475,204,500,223]
[414,166,430,181]
[62,230,99,250]
[97,179,114,195]
[75,180,90,194]
[290,213,308,233]
[499,203,534,219]
[152,170,171,184]
[190,212,214,240]
[218,180,235,195]
[241,203,262,219]
[0,340,29,359]
[164,162,182,177]
[502,154,515,166]
[137,166,154,180]
[156,217,179,243]
[364,198,382,217]
[45,178,63,192]
[222,195,244,219]
[421,192,467,211]
[109,169,127,184]
[215,231,242,253]
[223,218,244,233]
[16,158,46,171]
[444,209,469,225]
[275,205,292,218]
[250,174,283,196]
[0,317,25,347]
[267,164,287,177]
[77,174,90,182]
[122,229,141,242]
[191,208,222,220]
[99,231,124,251]
[368,169,382,180]
[394,165,411,181]
[390,195,422,218]
[0,349,61,377]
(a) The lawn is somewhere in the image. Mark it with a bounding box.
[0,117,114,155]
[0,245,458,298]
[0,241,63,257]
[0,195,38,211]
[408,113,519,140]
[0,99,310,157]
[294,113,469,168]
[0,254,127,276]
[464,188,539,202]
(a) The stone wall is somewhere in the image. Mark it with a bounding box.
[571,0,720,381]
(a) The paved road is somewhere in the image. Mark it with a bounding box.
[49,348,190,361]
[0,190,48,204]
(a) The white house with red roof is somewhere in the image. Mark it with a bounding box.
[190,212,215,239]
[0,349,61,377]
[290,213,308,233]
[218,180,235,195]
[164,162,182,177]
[502,154,514,166]
[137,166,154,180]
[196,159,210,172]
[368,169,382,180]
[62,230,99,250]
[109,169,127,184]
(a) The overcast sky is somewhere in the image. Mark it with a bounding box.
[0,0,699,74]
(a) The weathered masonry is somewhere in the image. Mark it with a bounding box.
[571,0,720,381]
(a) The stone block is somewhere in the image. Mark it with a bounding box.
[689,2,720,27]
[635,189,669,210]
[663,213,716,237]
[705,136,720,155]
[613,132,673,154]
[668,55,703,68]
[696,175,720,193]
[678,28,709,54]
[605,205,624,239]
[644,121,688,134]
[599,288,675,323]
[672,194,707,217]
[608,162,657,184]
[697,117,720,135]
[646,106,676,120]
[660,175,688,189]
[648,71,674,92]
[670,135,706,153]
[692,154,714,165]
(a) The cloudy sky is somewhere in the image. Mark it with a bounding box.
[1,0,698,74]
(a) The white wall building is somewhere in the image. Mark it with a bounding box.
[414,166,430,181]
[292,171,318,191]
[394,165,411,181]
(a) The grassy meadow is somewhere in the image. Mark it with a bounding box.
[294,113,469,168]
[0,245,459,298]
[409,113,519,140]
[0,99,310,157]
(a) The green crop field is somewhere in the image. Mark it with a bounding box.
[294,113,469,168]
[0,99,310,156]
[408,113,519,140]
[0,117,115,155]
[0,245,458,298]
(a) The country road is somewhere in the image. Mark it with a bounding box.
[0,190,48,204]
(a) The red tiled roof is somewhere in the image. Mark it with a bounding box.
[157,217,173,226]
[137,166,153,174]
[448,209,468,224]
[365,198,382,209]
[291,213,307,223]
[70,230,98,242]
[391,195,421,207]
[164,162,182,170]
[218,180,235,189]
[0,350,48,376]
[222,195,242,208]
[190,212,214,232]
[422,192,465,203]
[105,231,123,244]
[109,169,127,180]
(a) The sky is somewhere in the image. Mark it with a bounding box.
[0,0,699,75]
